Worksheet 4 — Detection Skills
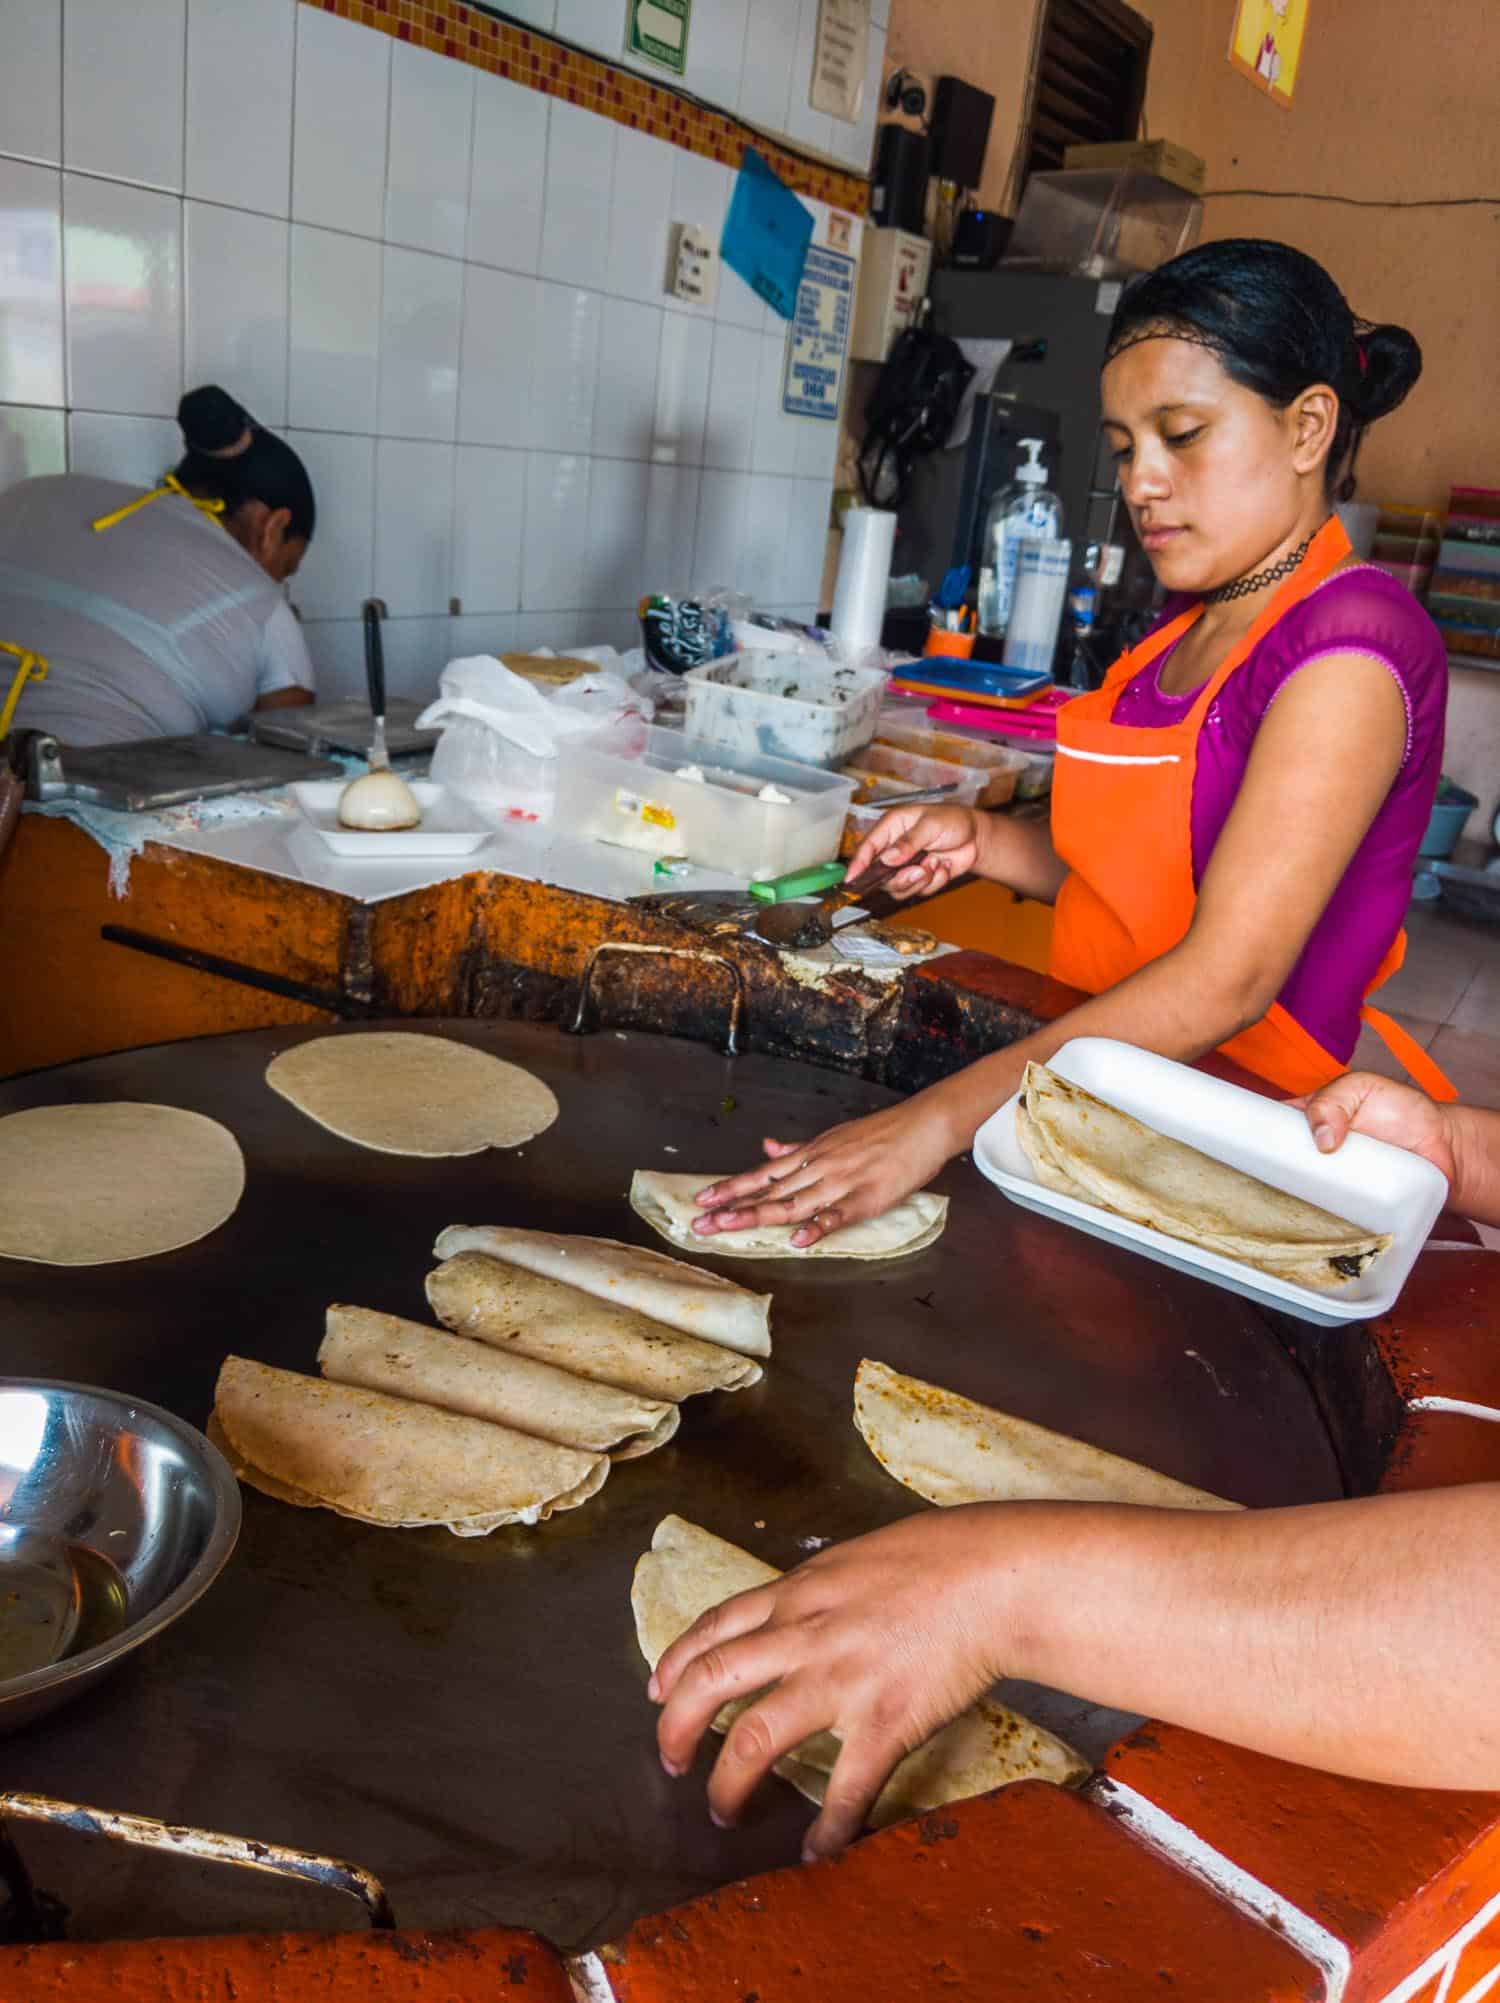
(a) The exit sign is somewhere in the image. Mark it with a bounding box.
[625,0,691,76]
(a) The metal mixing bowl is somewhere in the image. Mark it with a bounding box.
[0,1380,240,1732]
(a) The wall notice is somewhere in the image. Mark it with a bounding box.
[810,0,868,123]
[626,0,691,77]
[783,245,854,421]
[1228,0,1310,107]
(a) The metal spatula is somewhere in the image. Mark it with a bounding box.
[752,851,932,950]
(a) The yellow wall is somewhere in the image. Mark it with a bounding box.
[879,0,1500,507]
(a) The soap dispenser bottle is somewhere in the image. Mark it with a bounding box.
[977,438,1063,639]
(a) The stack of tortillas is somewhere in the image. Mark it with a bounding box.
[1016,1061,1390,1293]
[629,1170,948,1261]
[853,1359,1239,1511]
[632,1515,1087,1823]
[212,1228,770,1537]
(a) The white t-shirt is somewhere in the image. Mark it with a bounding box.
[0,475,315,746]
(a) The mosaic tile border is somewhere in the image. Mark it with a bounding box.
[299,0,872,216]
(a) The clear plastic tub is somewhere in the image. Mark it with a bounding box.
[683,652,888,769]
[841,743,987,808]
[555,727,855,879]
[872,726,1027,808]
[1004,168,1202,279]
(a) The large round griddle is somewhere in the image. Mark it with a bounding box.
[0,1022,1342,1948]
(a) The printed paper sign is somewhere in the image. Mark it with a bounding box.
[627,0,690,77]
[1228,0,1310,106]
[783,245,854,421]
[810,0,869,123]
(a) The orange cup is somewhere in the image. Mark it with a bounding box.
[924,626,976,659]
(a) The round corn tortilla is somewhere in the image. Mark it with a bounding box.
[265,1033,559,1157]
[0,1103,244,1266]
[631,1515,1086,1825]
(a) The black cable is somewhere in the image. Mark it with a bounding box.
[1203,188,1500,209]
[470,1,874,187]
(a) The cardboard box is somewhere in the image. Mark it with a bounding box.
[1063,139,1205,194]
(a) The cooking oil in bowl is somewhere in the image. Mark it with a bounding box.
[0,1531,129,1684]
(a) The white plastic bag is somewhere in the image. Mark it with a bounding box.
[417,656,648,823]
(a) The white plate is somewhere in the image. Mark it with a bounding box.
[291,781,493,857]
[972,1037,1449,1325]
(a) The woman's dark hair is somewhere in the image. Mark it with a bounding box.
[1104,240,1422,500]
[174,385,316,542]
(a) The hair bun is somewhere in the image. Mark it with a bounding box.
[178,384,251,454]
[1351,324,1422,424]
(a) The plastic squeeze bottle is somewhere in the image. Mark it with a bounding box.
[977,439,1064,639]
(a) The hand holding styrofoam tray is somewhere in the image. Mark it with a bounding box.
[291,781,493,857]
[972,1037,1449,1325]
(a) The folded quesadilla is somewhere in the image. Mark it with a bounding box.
[212,1356,607,1536]
[433,1224,771,1359]
[853,1359,1239,1511]
[632,1515,1086,1826]
[318,1305,679,1460]
[426,1253,763,1403]
[1017,1062,1390,1292]
[629,1170,948,1261]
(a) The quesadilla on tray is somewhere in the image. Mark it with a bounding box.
[426,1253,763,1403]
[853,1359,1239,1511]
[212,1355,607,1535]
[631,1515,1086,1826]
[1016,1062,1390,1292]
[319,1305,679,1460]
[629,1171,948,1261]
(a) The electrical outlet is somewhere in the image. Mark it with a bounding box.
[666,222,718,307]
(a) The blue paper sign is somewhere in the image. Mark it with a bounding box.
[783,244,854,420]
[720,148,814,322]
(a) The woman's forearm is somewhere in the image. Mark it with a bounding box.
[974,811,1069,903]
[994,1485,1500,1791]
[1449,1104,1500,1224]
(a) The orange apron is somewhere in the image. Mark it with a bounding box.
[1049,517,1456,1102]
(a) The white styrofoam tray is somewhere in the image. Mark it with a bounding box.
[291,780,493,857]
[973,1037,1449,1325]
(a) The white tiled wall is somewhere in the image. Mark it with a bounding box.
[0,0,870,702]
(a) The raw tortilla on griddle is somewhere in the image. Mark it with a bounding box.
[318,1305,679,1460]
[1017,1062,1390,1292]
[0,1103,244,1266]
[631,1515,1086,1825]
[629,1170,948,1261]
[426,1253,763,1403]
[212,1355,607,1535]
[265,1033,559,1156]
[433,1224,770,1359]
[853,1360,1240,1511]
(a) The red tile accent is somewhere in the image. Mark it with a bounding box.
[1105,1727,1500,2003]
[603,1781,1323,2001]
[0,1928,574,2002]
[1367,1251,1500,1411]
[1379,1409,1500,1491]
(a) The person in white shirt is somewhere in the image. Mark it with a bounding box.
[0,386,318,748]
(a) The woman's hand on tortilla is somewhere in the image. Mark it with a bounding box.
[845,803,989,899]
[690,1089,963,1247]
[1298,1073,1458,1185]
[649,1508,1012,1860]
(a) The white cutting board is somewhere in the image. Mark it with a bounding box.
[973,1037,1449,1326]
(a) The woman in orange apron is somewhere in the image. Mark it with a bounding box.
[694,240,1454,1249]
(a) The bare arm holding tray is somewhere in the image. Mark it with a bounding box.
[651,1486,1500,1863]
[1303,1072,1500,1225]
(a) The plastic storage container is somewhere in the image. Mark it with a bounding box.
[841,744,987,809]
[872,724,1027,808]
[683,652,888,769]
[555,727,855,879]
[1003,168,1202,279]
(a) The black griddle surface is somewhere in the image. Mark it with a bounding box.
[0,1022,1342,1947]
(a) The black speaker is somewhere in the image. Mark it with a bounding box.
[871,123,929,235]
[930,75,995,191]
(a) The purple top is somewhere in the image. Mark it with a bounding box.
[1109,567,1447,1062]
